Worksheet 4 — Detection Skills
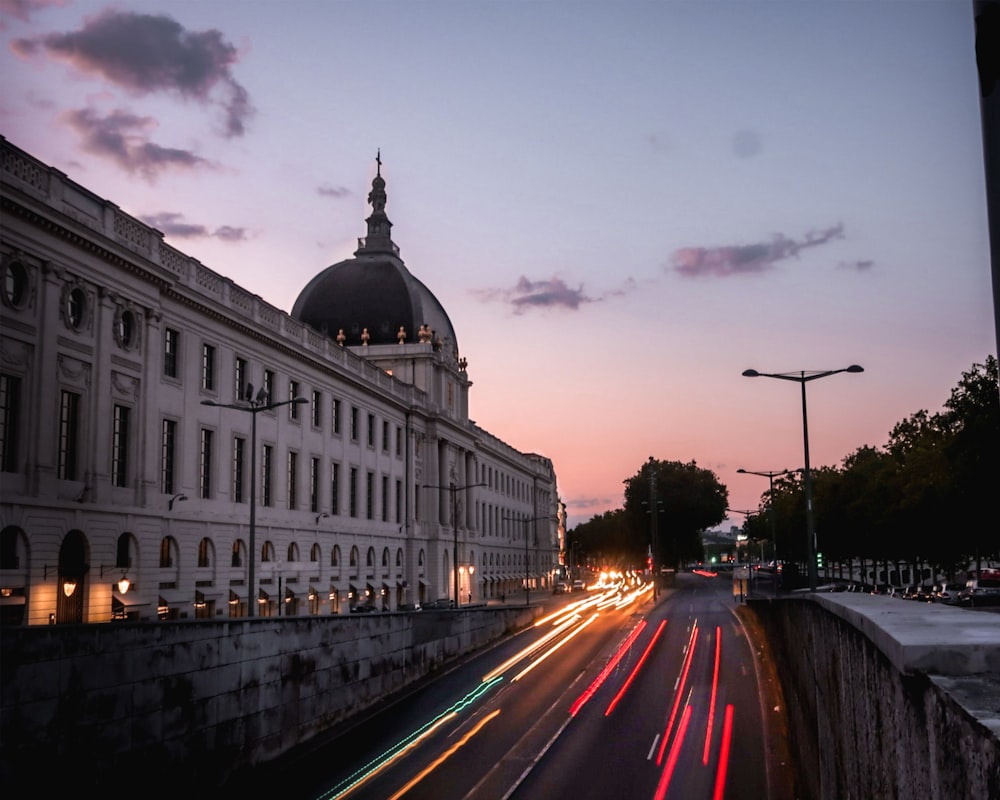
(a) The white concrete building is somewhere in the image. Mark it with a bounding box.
[0,136,564,625]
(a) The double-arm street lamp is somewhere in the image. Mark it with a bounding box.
[202,388,308,617]
[502,514,553,605]
[418,481,486,607]
[742,365,864,591]
[736,467,798,565]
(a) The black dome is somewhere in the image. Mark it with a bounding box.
[290,153,458,352]
[291,253,457,350]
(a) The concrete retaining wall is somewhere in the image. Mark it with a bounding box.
[0,605,539,793]
[748,595,1000,800]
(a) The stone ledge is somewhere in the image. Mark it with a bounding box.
[810,593,1000,676]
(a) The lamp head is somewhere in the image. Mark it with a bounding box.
[845,364,864,373]
[742,369,760,377]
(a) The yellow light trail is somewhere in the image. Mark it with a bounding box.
[511,613,599,682]
[386,709,502,800]
[482,614,580,683]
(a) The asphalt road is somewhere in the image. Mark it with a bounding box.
[240,572,796,800]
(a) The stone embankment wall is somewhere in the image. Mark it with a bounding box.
[748,594,1000,800]
[0,605,539,793]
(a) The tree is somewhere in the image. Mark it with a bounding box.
[622,458,728,569]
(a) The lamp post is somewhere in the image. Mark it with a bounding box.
[736,468,798,565]
[419,481,485,607]
[202,388,308,617]
[502,514,553,605]
[742,365,863,591]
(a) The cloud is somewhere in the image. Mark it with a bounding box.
[732,128,762,158]
[317,184,350,199]
[473,274,639,314]
[142,212,246,242]
[838,259,874,271]
[0,0,65,26]
[671,223,845,278]
[11,9,254,137]
[62,107,212,179]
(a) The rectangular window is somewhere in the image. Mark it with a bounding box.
[395,425,402,457]
[332,398,342,435]
[201,343,216,391]
[235,357,248,401]
[58,390,80,481]
[263,369,274,403]
[0,373,22,473]
[232,436,245,502]
[382,420,389,453]
[199,428,213,499]
[331,461,340,515]
[261,444,273,507]
[395,479,402,524]
[163,328,179,378]
[349,467,358,518]
[381,475,389,522]
[367,413,375,447]
[289,380,300,420]
[350,407,359,441]
[310,456,320,513]
[311,390,322,428]
[111,404,130,487]
[287,450,298,509]
[366,471,375,520]
[161,418,177,493]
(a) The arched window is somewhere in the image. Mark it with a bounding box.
[418,548,425,567]
[287,542,299,562]
[115,533,132,569]
[350,546,359,567]
[261,541,275,562]
[332,545,341,567]
[366,547,375,567]
[197,537,212,568]
[310,543,321,563]
[381,547,390,567]
[231,540,244,568]
[159,536,177,568]
[395,548,403,567]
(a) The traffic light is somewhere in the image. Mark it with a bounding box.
[817,551,824,569]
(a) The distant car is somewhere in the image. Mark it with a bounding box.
[572,580,586,592]
[958,578,1000,607]
[553,582,569,594]
[933,582,966,605]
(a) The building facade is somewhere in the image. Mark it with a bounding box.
[0,136,564,625]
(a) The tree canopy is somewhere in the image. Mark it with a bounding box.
[566,356,998,580]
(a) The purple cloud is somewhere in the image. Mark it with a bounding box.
[62,107,211,179]
[0,0,65,25]
[671,224,845,278]
[142,212,246,242]
[474,275,640,314]
[317,183,350,199]
[12,9,254,137]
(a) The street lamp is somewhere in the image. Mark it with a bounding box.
[502,514,553,605]
[742,365,864,591]
[736,468,798,566]
[202,387,308,617]
[418,481,486,607]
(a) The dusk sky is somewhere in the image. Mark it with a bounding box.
[2,0,996,531]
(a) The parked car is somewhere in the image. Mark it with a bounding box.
[572,579,586,592]
[553,581,569,594]
[958,578,1000,607]
[933,582,966,605]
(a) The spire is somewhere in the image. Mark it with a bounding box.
[356,149,398,256]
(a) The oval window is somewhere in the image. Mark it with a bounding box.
[116,308,136,348]
[2,260,28,308]
[66,286,86,330]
